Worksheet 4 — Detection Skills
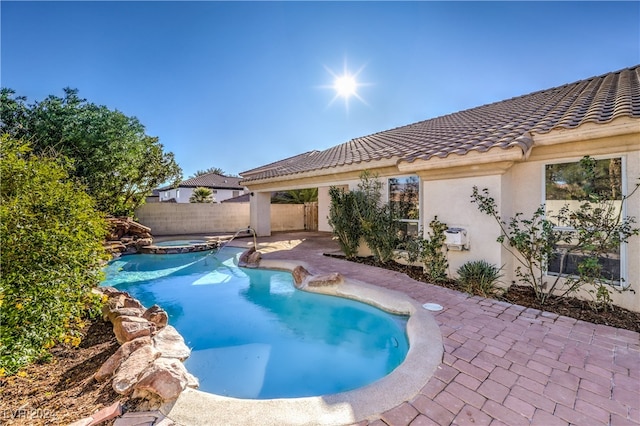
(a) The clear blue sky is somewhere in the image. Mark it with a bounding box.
[2,1,639,179]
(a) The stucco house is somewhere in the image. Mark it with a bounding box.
[157,172,247,203]
[240,65,640,312]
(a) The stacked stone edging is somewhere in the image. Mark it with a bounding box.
[140,241,219,255]
[105,217,154,255]
[94,287,199,411]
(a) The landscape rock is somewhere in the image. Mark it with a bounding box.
[292,265,311,287]
[134,358,199,401]
[112,315,155,344]
[142,305,168,329]
[245,251,262,268]
[105,217,154,255]
[112,344,160,395]
[308,272,344,287]
[152,326,191,360]
[94,336,152,382]
[238,247,256,267]
[104,306,146,322]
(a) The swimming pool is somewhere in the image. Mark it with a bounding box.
[102,248,409,399]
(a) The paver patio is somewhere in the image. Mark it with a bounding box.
[241,231,640,426]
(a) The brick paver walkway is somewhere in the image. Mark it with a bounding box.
[252,232,640,426]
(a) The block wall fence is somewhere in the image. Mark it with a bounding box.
[135,203,305,236]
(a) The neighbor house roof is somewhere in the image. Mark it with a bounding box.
[241,65,640,183]
[158,173,245,191]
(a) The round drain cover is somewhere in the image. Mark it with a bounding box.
[422,302,443,311]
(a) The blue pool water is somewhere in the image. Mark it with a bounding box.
[101,248,409,399]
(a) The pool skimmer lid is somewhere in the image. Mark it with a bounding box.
[422,302,443,311]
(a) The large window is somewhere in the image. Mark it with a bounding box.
[389,176,420,238]
[545,157,624,283]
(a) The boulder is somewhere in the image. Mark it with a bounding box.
[292,265,311,286]
[238,247,256,267]
[112,344,160,395]
[143,305,169,329]
[113,315,155,344]
[152,326,191,360]
[105,217,154,254]
[133,358,199,401]
[245,251,262,268]
[104,307,146,322]
[94,336,152,382]
[136,238,154,249]
[307,272,344,287]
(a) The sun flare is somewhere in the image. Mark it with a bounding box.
[334,74,358,99]
[322,60,370,112]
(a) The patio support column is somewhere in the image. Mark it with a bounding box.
[250,191,271,237]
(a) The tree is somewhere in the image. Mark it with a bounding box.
[271,188,318,204]
[189,187,215,203]
[0,88,182,216]
[1,136,109,375]
[189,167,234,178]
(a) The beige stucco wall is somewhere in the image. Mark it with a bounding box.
[422,174,507,284]
[135,202,306,236]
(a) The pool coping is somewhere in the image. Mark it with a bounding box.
[160,257,444,426]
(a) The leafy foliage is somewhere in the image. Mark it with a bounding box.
[272,188,318,204]
[0,136,109,376]
[189,187,215,203]
[400,217,449,282]
[0,88,182,216]
[353,172,401,263]
[328,186,362,259]
[457,260,503,297]
[189,167,232,178]
[328,172,401,262]
[471,156,639,310]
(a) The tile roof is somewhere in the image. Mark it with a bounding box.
[159,173,245,191]
[241,65,640,183]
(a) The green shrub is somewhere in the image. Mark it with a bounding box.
[328,171,401,262]
[0,136,109,376]
[354,172,400,263]
[399,217,449,282]
[328,186,362,259]
[456,260,503,297]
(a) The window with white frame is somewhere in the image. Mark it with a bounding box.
[544,156,624,283]
[389,176,420,238]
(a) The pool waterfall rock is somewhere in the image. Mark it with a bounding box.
[238,246,262,267]
[104,217,154,255]
[95,287,199,411]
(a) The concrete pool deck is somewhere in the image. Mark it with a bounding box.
[159,231,639,425]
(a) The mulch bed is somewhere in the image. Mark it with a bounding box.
[0,319,123,425]
[328,254,640,333]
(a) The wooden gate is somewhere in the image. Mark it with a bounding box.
[304,202,318,231]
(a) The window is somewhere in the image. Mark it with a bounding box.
[545,157,624,283]
[389,176,420,238]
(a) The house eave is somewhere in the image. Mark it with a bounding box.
[396,145,526,174]
[242,157,401,187]
[532,117,640,146]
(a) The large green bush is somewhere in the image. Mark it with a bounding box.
[0,136,109,376]
[328,171,401,262]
